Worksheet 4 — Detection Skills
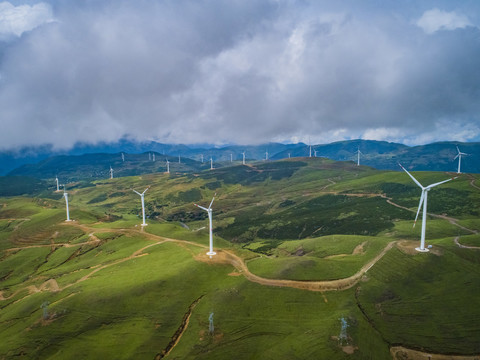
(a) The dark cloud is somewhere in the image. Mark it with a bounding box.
[1,0,479,150]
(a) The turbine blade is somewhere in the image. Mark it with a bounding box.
[413,191,425,227]
[427,177,455,189]
[454,154,459,160]
[209,195,215,209]
[399,163,424,189]
[132,190,141,196]
[456,146,460,153]
[142,187,149,195]
[194,204,208,212]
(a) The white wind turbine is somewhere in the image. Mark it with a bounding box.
[230,153,233,162]
[210,157,214,170]
[62,185,71,222]
[121,152,125,162]
[55,175,59,192]
[242,151,246,165]
[166,159,170,174]
[132,187,149,226]
[194,195,216,257]
[110,166,114,179]
[356,148,362,166]
[152,153,155,162]
[399,164,456,252]
[201,154,204,163]
[265,150,268,161]
[178,155,181,163]
[148,152,151,161]
[454,146,468,174]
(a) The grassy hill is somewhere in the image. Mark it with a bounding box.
[1,159,479,359]
[3,140,479,179]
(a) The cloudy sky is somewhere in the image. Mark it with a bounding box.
[1,0,479,150]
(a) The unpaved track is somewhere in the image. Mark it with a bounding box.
[454,236,480,250]
[391,346,480,360]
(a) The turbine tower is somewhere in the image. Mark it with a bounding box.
[148,152,151,161]
[242,151,246,165]
[178,155,181,164]
[166,159,170,174]
[132,187,149,226]
[399,164,456,252]
[152,153,155,162]
[454,146,468,174]
[265,150,268,161]
[201,154,204,163]
[230,153,233,162]
[194,195,216,257]
[121,152,125,162]
[288,153,291,159]
[210,157,214,170]
[62,185,71,222]
[110,166,114,179]
[55,175,59,192]
[356,148,362,166]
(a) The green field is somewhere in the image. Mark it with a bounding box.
[1,159,479,359]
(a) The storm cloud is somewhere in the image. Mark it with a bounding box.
[1,0,479,150]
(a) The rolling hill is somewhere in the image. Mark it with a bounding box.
[2,140,479,179]
[1,158,479,359]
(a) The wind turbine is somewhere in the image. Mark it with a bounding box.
[121,152,125,162]
[399,164,456,252]
[454,146,468,174]
[132,187,149,226]
[109,166,114,179]
[166,159,170,174]
[356,148,362,166]
[210,157,214,170]
[152,153,155,162]
[230,153,233,162]
[194,195,216,257]
[314,149,317,157]
[178,155,181,164]
[55,175,59,192]
[265,150,268,161]
[62,185,71,222]
[288,152,291,159]
[148,152,151,161]
[242,151,246,165]
[201,154,204,163]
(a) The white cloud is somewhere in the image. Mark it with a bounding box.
[416,8,472,34]
[0,2,54,38]
[0,1,480,150]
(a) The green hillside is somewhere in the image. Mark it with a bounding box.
[1,159,479,359]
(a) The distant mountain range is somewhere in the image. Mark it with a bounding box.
[2,139,479,180]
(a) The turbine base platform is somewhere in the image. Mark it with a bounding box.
[141,223,148,227]
[415,247,429,253]
[65,219,72,222]
[206,251,216,257]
